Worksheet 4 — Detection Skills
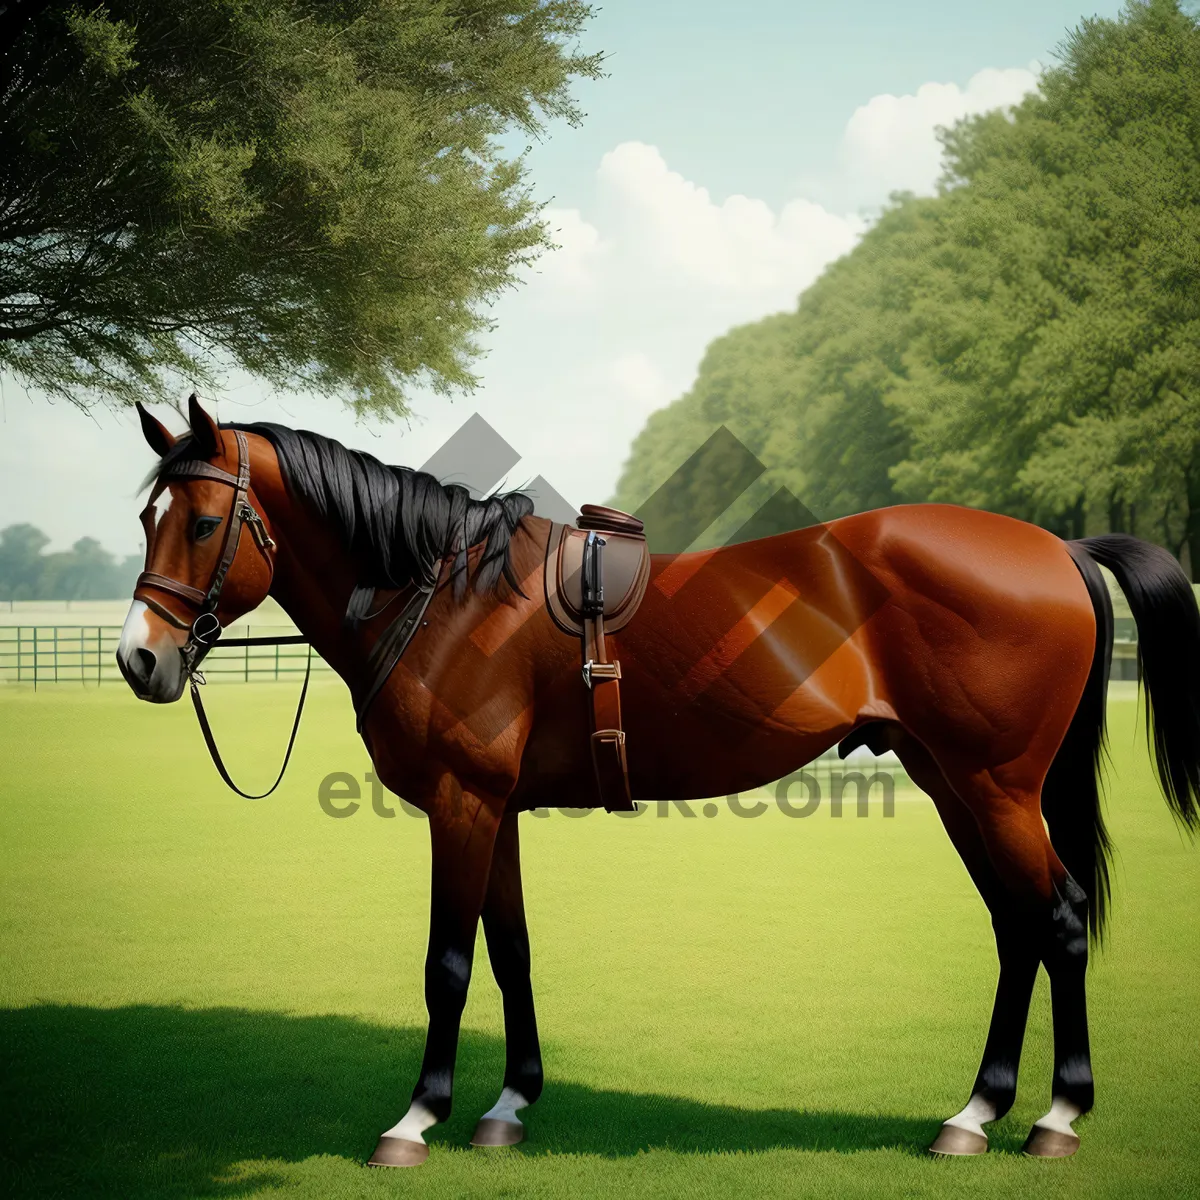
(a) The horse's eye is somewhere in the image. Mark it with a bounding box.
[193,516,223,542]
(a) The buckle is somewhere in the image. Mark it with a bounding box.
[241,503,277,552]
[582,659,621,689]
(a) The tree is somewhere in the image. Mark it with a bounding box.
[613,0,1200,575]
[0,1,600,413]
[890,0,1200,556]
[39,536,126,599]
[610,197,945,535]
[0,524,143,598]
[0,523,50,599]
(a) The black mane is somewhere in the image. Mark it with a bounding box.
[153,422,534,598]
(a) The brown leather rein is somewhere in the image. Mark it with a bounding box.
[135,431,311,800]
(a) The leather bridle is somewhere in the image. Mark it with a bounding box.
[134,430,311,799]
[136,430,278,674]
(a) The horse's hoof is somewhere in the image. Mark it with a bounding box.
[1022,1125,1080,1158]
[928,1123,988,1156]
[471,1117,524,1147]
[367,1135,430,1167]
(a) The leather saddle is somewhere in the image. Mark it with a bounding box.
[544,504,650,812]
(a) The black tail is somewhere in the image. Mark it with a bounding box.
[1046,543,1114,942]
[1055,536,1200,942]
[1079,536,1200,827]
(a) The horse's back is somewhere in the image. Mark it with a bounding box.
[616,503,1096,795]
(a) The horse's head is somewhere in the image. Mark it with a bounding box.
[117,395,277,703]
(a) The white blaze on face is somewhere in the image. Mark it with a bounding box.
[118,599,153,661]
[153,488,173,526]
[116,599,186,703]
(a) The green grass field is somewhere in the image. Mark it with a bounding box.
[1,680,1197,1199]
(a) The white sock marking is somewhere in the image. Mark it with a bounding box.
[383,1101,438,1144]
[480,1086,529,1126]
[944,1092,998,1138]
[1033,1095,1082,1136]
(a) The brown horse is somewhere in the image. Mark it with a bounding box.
[117,396,1200,1165]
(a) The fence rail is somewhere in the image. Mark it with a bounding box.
[0,625,327,686]
[0,619,1139,688]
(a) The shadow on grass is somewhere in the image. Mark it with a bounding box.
[0,1004,939,1197]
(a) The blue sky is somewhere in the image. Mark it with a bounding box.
[521,1,1123,206]
[3,0,1126,554]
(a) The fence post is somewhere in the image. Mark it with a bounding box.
[245,625,250,682]
[98,626,103,685]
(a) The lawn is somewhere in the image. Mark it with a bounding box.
[0,679,1196,1199]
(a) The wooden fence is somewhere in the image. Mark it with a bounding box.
[0,625,326,687]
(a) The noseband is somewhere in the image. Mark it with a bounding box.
[134,430,310,799]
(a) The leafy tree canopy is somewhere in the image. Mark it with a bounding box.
[0,1,600,412]
[612,0,1200,575]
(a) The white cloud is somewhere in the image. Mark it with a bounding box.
[835,66,1039,208]
[597,142,864,302]
[534,206,606,286]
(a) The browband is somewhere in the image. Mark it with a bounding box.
[162,460,242,487]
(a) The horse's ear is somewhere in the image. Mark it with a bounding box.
[187,393,221,458]
[136,402,176,458]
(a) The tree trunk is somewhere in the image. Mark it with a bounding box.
[1186,463,1200,584]
[1070,495,1087,540]
[1107,489,1126,534]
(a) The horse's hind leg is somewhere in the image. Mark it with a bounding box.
[471,810,544,1148]
[890,733,1040,1156]
[935,756,1094,1159]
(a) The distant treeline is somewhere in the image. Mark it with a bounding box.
[613,1,1200,578]
[0,525,140,601]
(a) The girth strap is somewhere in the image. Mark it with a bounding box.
[580,530,636,812]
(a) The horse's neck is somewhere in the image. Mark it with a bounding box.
[264,505,358,676]
[241,433,365,684]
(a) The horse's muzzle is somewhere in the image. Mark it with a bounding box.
[116,600,187,703]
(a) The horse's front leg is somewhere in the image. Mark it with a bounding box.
[471,809,543,1148]
[369,779,501,1168]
